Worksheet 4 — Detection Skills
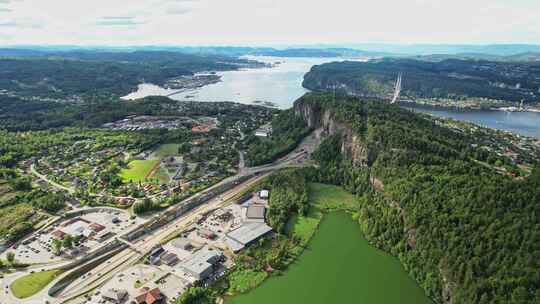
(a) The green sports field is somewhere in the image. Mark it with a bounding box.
[119,159,159,183]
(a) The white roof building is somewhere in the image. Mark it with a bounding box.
[259,189,269,199]
[246,205,265,222]
[226,222,272,253]
[171,237,193,251]
[179,248,223,280]
[62,221,94,238]
[255,130,269,137]
[254,125,272,138]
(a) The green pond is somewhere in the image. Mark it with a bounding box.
[228,212,432,304]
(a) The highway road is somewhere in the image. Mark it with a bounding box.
[11,130,320,304]
[56,172,272,302]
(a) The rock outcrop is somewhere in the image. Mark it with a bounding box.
[293,96,374,166]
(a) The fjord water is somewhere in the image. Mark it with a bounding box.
[123,56,361,109]
[168,56,342,108]
[228,212,432,304]
[124,56,540,138]
[405,105,540,139]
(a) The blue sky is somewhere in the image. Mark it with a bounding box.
[0,0,539,45]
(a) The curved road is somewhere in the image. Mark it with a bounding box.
[8,130,320,304]
[30,164,75,194]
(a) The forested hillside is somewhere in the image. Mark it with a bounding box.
[244,109,310,166]
[0,51,253,99]
[302,59,540,104]
[294,93,540,304]
[0,95,275,131]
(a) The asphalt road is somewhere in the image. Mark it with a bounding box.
[8,130,320,304]
[56,172,271,302]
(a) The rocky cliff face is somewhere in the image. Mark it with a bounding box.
[293,97,373,166]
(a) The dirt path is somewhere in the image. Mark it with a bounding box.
[145,159,162,180]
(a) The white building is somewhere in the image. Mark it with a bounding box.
[226,222,272,253]
[179,248,223,280]
[62,220,95,238]
[255,130,270,137]
[254,125,272,138]
[246,205,266,222]
[171,237,193,251]
[259,190,269,199]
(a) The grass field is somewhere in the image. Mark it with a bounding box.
[153,143,181,158]
[286,208,322,244]
[11,269,62,299]
[287,183,357,244]
[307,183,358,211]
[228,270,269,294]
[119,159,160,183]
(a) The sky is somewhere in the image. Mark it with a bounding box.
[0,0,539,46]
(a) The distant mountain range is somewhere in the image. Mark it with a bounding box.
[411,52,540,62]
[0,46,388,59]
[1,44,540,61]
[338,43,540,56]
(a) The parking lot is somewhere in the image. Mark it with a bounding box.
[83,264,191,304]
[181,205,244,252]
[2,232,62,264]
[2,208,144,264]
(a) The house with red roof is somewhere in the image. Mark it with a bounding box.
[135,287,164,304]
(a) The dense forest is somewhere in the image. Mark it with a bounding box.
[264,170,309,233]
[244,109,311,166]
[303,58,540,103]
[0,51,255,99]
[294,93,540,303]
[0,95,276,131]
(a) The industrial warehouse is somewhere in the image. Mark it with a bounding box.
[78,189,274,303]
[226,222,273,252]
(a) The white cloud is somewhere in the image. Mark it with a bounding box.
[165,6,192,15]
[95,16,147,26]
[0,0,538,45]
[0,18,43,29]
[0,21,17,27]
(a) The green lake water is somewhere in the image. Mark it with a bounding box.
[228,212,432,304]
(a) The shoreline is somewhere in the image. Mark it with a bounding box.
[491,107,540,113]
[400,101,540,113]
[226,210,433,304]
